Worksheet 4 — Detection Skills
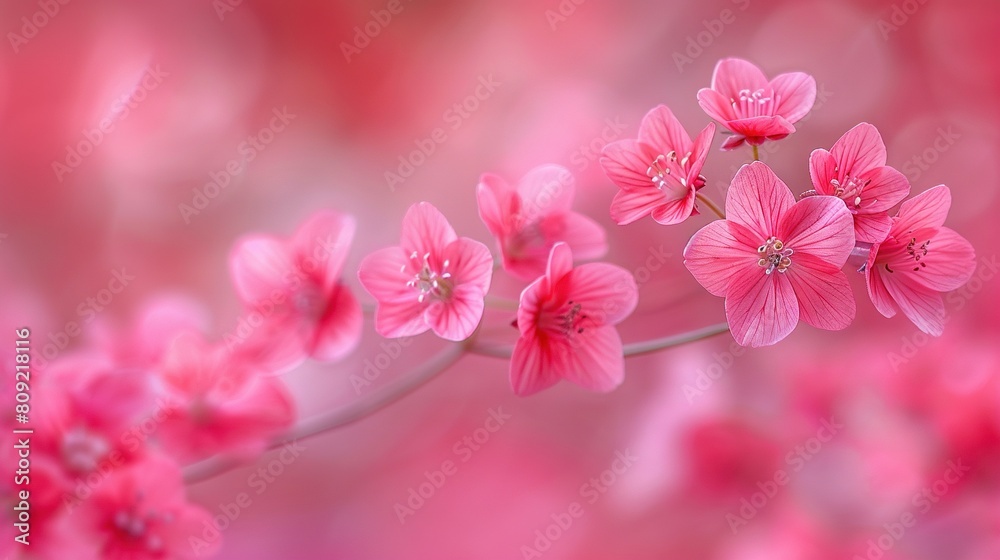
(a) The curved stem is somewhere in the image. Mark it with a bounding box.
[183,344,466,484]
[752,144,760,161]
[467,322,730,359]
[696,192,726,220]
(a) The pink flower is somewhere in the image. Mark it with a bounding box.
[683,162,856,347]
[229,210,363,372]
[156,333,295,463]
[477,164,607,280]
[865,185,976,336]
[807,123,911,243]
[510,243,638,396]
[697,58,816,150]
[77,453,217,560]
[358,202,493,341]
[600,105,715,225]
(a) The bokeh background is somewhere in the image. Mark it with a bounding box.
[3,0,1000,558]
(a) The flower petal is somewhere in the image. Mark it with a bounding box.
[856,166,911,213]
[784,254,855,331]
[425,284,485,341]
[892,185,951,234]
[561,262,638,325]
[373,297,429,338]
[853,212,894,245]
[726,272,799,347]
[541,242,574,295]
[557,211,608,260]
[684,221,760,297]
[309,284,364,361]
[650,190,697,225]
[510,333,562,397]
[559,326,626,393]
[357,246,413,301]
[724,116,795,141]
[881,273,946,336]
[229,235,295,304]
[638,105,692,153]
[289,210,356,292]
[710,58,769,100]
[779,195,855,268]
[442,237,493,294]
[770,72,816,124]
[808,149,838,195]
[476,173,513,238]
[400,202,457,261]
[601,139,658,191]
[687,122,716,179]
[830,122,887,174]
[610,187,667,225]
[906,227,976,292]
[865,255,898,319]
[517,165,576,214]
[726,162,795,241]
[697,88,736,124]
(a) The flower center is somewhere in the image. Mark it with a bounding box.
[61,427,111,474]
[291,283,325,320]
[113,503,172,552]
[647,152,700,199]
[830,175,871,210]
[757,237,793,274]
[731,88,779,118]
[884,237,930,273]
[405,251,453,302]
[557,299,591,336]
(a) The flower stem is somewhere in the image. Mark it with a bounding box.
[485,293,520,311]
[183,344,466,484]
[696,193,726,220]
[467,322,730,359]
[752,144,760,161]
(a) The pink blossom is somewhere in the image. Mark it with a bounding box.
[229,210,363,372]
[807,123,911,243]
[358,202,493,341]
[600,105,715,225]
[156,333,295,463]
[76,453,217,560]
[865,185,976,336]
[510,243,638,396]
[683,162,856,347]
[697,58,816,150]
[477,164,607,280]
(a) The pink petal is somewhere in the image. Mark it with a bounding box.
[853,212,894,245]
[726,162,795,241]
[425,284,486,341]
[808,149,838,195]
[476,173,511,238]
[510,333,562,397]
[784,254,855,331]
[769,72,816,124]
[710,58,769,99]
[309,284,364,361]
[559,211,608,260]
[856,166,911,213]
[541,242,574,295]
[562,262,638,325]
[650,188,697,225]
[400,202,457,262]
[600,139,657,191]
[684,220,759,297]
[516,276,545,337]
[724,116,795,141]
[610,187,667,225]
[229,235,295,304]
[559,326,626,393]
[687,122,716,179]
[289,210,356,292]
[892,185,951,234]
[373,296,429,338]
[357,246,414,302]
[517,164,575,214]
[697,88,736,124]
[638,105,692,153]
[779,195,855,267]
[830,122,887,173]
[903,227,976,292]
[865,256,898,319]
[881,273,946,336]
[720,133,747,150]
[726,272,799,347]
[441,237,493,294]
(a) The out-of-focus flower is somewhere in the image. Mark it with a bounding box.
[76,453,217,560]
[155,333,295,463]
[510,243,637,396]
[476,164,607,280]
[358,202,493,341]
[865,185,976,336]
[697,58,816,150]
[683,162,855,347]
[229,210,363,372]
[600,105,715,225]
[806,123,911,243]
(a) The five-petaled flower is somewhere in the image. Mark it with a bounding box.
[510,243,638,396]
[697,58,816,150]
[684,162,856,347]
[864,185,976,336]
[600,104,715,225]
[477,164,607,281]
[358,202,493,341]
[807,122,911,243]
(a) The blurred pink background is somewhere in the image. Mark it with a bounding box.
[3,0,1000,558]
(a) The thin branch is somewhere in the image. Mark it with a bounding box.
[696,193,726,220]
